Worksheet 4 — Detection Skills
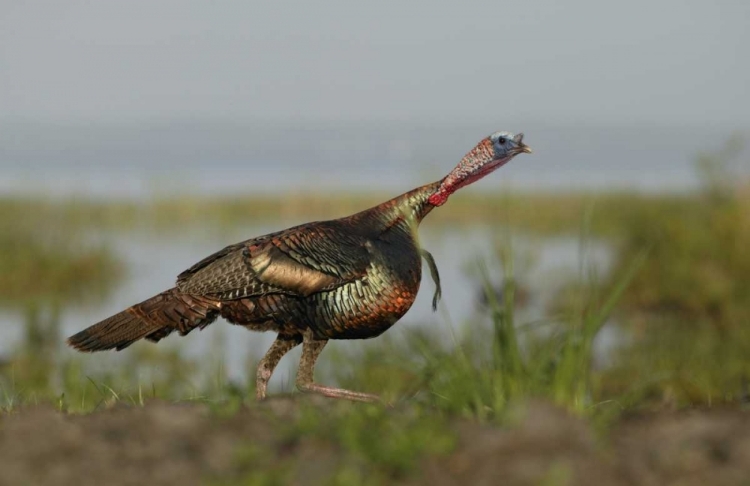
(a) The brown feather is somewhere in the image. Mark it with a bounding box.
[67,288,220,351]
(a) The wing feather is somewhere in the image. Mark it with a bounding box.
[176,222,370,299]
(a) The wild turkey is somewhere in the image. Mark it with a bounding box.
[67,131,532,402]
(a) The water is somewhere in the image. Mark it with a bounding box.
[0,121,733,198]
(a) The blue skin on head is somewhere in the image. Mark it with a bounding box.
[490,131,528,159]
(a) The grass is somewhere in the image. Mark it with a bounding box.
[0,189,705,237]
[203,397,457,485]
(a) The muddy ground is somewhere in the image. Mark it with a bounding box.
[1,399,749,486]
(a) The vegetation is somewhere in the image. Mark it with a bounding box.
[599,137,750,407]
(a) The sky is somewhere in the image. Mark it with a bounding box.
[1,0,749,127]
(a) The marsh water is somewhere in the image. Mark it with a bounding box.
[0,122,724,197]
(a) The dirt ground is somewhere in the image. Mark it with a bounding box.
[1,399,749,486]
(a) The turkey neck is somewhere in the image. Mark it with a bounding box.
[347,181,440,237]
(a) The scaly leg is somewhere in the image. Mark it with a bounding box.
[256,334,302,400]
[296,328,380,403]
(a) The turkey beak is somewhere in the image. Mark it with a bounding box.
[513,132,533,154]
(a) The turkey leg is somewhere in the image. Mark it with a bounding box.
[296,328,380,403]
[256,334,302,400]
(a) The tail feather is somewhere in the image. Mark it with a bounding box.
[67,309,154,351]
[67,288,220,352]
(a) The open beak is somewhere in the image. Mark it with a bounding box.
[512,132,533,154]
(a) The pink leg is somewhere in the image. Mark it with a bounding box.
[256,334,301,400]
[296,328,380,403]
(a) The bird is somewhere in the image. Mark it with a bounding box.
[67,131,532,402]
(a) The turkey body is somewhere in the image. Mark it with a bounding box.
[191,213,423,341]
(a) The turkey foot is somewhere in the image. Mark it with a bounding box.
[296,329,380,403]
[297,382,380,403]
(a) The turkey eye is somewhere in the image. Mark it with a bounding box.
[497,137,507,145]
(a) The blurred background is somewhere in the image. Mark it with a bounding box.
[1,0,749,410]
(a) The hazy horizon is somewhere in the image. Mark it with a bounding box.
[3,121,740,198]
